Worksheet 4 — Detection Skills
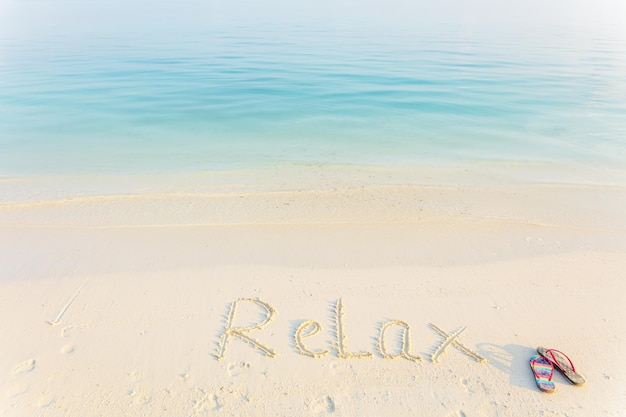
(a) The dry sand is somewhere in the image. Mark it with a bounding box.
[1,163,625,416]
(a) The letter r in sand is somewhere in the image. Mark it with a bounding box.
[214,298,277,360]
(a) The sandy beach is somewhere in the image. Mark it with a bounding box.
[1,163,625,416]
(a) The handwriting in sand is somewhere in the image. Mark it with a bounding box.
[214,298,487,364]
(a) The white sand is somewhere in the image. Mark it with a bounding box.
[1,163,625,416]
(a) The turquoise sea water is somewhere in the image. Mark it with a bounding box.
[1,1,625,176]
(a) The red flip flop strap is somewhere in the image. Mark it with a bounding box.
[531,356,554,381]
[545,349,576,373]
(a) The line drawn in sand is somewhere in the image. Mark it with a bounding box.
[332,298,372,359]
[377,320,422,362]
[214,298,277,360]
[429,324,487,363]
[295,320,329,358]
[46,280,87,326]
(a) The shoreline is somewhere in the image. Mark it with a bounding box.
[2,159,626,201]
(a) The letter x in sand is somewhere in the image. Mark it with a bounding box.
[429,323,487,364]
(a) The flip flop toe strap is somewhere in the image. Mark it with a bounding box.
[531,356,554,381]
[545,348,576,373]
[539,347,585,385]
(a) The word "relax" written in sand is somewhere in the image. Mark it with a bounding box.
[214,298,487,364]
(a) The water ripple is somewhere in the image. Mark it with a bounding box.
[1,23,625,175]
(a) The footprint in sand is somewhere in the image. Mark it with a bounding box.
[61,325,82,338]
[459,378,471,393]
[193,391,221,412]
[446,411,467,417]
[127,389,152,406]
[6,382,28,398]
[324,360,354,380]
[37,392,55,408]
[310,396,335,415]
[12,359,36,375]
[61,343,75,355]
[227,361,251,377]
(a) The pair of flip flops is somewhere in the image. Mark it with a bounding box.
[530,347,585,393]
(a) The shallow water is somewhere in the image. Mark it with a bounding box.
[1,1,625,176]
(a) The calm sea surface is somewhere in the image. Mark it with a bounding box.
[1,2,625,176]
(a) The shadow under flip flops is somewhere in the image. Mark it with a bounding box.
[537,347,585,385]
[530,355,555,393]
